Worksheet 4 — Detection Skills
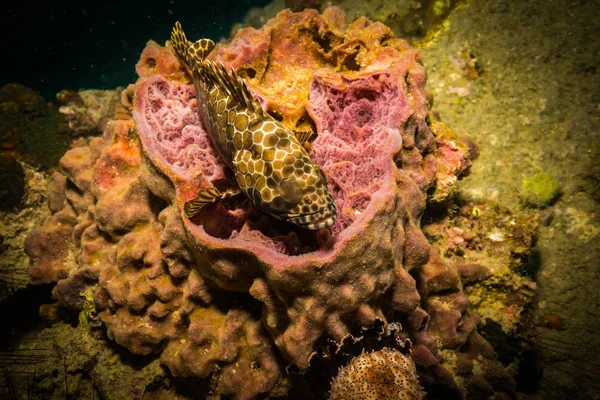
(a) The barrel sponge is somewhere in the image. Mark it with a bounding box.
[131,7,436,369]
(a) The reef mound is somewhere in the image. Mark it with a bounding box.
[26,7,521,400]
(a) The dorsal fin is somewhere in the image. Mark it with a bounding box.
[170,22,190,64]
[171,22,262,116]
[170,22,214,71]
[203,60,263,116]
[189,38,215,61]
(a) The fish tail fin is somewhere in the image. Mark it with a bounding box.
[171,22,215,71]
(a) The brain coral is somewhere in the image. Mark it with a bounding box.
[24,7,497,400]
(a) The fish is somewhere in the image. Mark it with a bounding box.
[170,22,337,230]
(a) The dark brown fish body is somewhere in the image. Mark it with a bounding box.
[171,22,336,230]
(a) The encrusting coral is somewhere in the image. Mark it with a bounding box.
[408,250,518,398]
[25,7,526,399]
[330,348,425,400]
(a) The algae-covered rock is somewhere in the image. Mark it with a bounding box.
[0,83,70,169]
[0,154,25,210]
[56,88,123,137]
[521,172,562,207]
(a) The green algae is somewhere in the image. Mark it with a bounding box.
[521,173,562,208]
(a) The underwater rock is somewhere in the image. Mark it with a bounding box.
[0,158,49,302]
[0,154,25,210]
[521,172,562,208]
[330,348,425,400]
[0,83,69,169]
[56,88,123,137]
[409,250,518,399]
[25,7,520,400]
[422,199,538,338]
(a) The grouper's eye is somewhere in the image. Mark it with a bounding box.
[280,178,303,205]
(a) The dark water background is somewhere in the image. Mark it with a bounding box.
[0,0,270,101]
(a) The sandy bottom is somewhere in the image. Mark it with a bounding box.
[420,1,600,398]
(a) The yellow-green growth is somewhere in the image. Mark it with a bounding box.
[521,173,562,207]
[78,287,98,330]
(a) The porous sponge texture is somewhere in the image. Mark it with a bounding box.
[330,349,425,400]
[136,79,226,182]
[308,65,429,234]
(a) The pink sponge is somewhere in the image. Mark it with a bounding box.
[308,65,430,234]
[135,77,226,182]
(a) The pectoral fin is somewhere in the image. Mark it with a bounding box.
[184,186,243,218]
[293,130,314,144]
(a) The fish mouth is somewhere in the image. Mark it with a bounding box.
[283,205,337,230]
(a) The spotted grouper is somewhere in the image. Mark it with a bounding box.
[170,22,337,230]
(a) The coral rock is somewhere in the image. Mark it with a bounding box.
[409,252,517,399]
[0,154,25,209]
[0,83,69,168]
[57,88,123,137]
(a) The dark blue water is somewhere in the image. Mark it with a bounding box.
[0,0,271,101]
